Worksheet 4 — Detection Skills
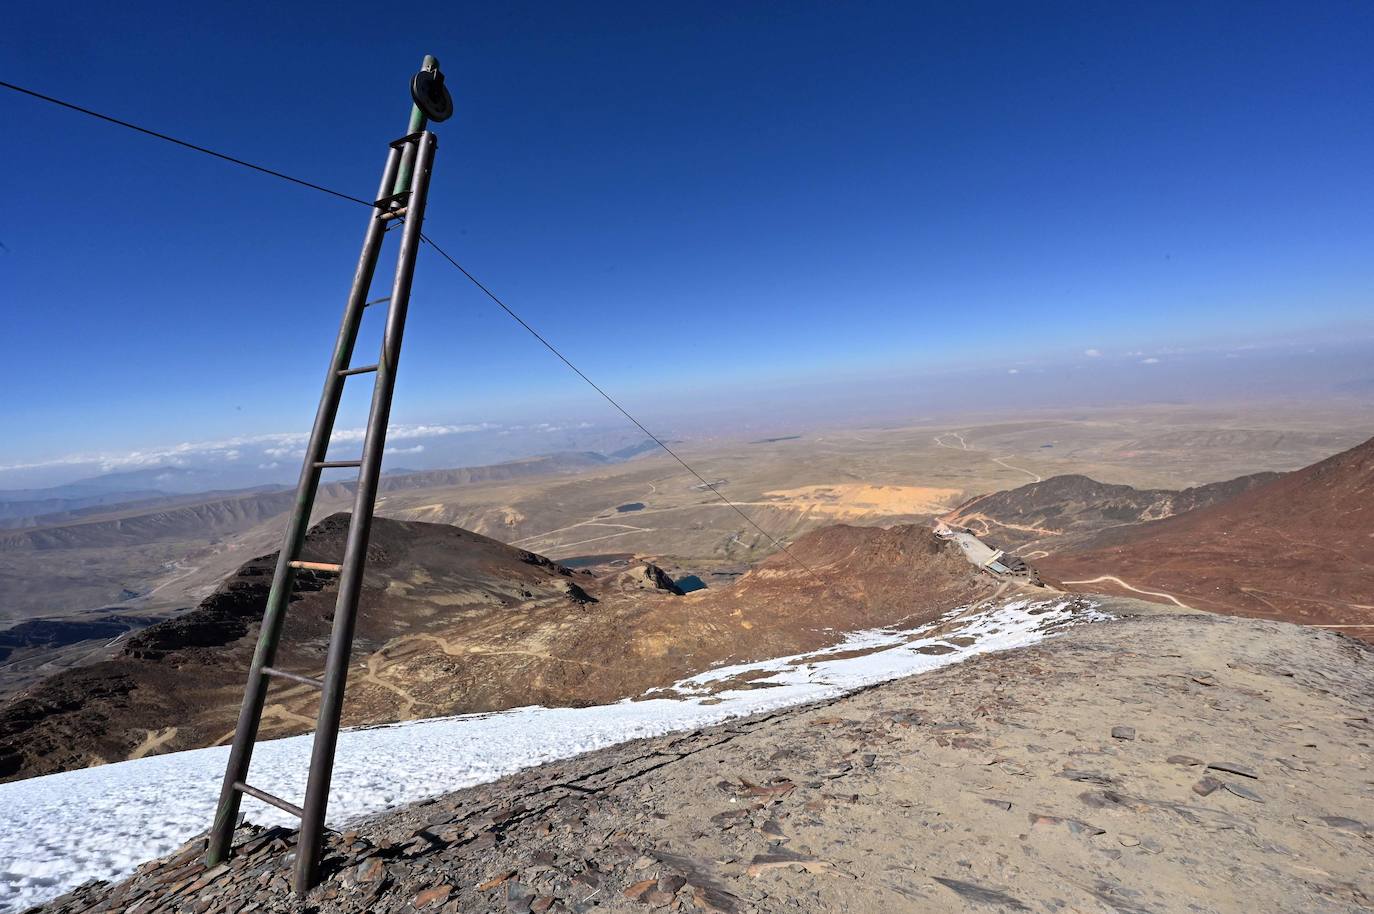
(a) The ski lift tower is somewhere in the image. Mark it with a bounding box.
[205,54,453,894]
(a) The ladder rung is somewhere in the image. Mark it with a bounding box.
[261,666,324,690]
[338,364,378,376]
[364,296,389,308]
[233,781,304,818]
[373,188,411,208]
[314,460,362,469]
[288,560,343,573]
[388,131,424,149]
[379,207,408,222]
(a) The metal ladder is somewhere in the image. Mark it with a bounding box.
[207,56,449,893]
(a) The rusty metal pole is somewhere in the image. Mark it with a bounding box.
[206,56,452,893]
[292,126,438,893]
[206,143,402,868]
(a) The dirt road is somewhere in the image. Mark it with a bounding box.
[1062,574,1191,608]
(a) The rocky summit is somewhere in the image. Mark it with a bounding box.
[29,599,1373,914]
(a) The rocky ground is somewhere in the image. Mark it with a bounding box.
[29,600,1373,914]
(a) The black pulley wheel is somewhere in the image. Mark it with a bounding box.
[411,69,454,122]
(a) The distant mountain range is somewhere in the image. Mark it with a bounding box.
[0,443,657,530]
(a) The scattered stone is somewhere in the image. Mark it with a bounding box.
[737,778,796,798]
[477,871,517,891]
[623,878,658,902]
[412,884,452,908]
[1193,777,1222,797]
[982,798,1013,811]
[1027,813,1105,837]
[1207,762,1259,779]
[505,881,534,914]
[745,849,833,877]
[1224,782,1264,802]
[355,857,385,883]
[1111,726,1136,740]
[1058,768,1117,785]
[659,874,687,894]
[1275,757,1309,772]
[1167,754,1203,766]
[1320,816,1368,834]
[692,883,741,914]
[531,896,557,913]
[932,877,1031,911]
[1078,789,1149,813]
[1118,835,1141,847]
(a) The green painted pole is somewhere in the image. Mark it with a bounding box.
[394,55,438,196]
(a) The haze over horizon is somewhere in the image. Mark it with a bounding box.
[3,2,1372,488]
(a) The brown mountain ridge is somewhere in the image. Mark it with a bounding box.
[1040,434,1374,639]
[944,470,1280,554]
[0,514,994,782]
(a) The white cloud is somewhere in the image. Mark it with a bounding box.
[1140,357,1161,364]
[1007,368,1020,374]
[0,423,500,474]
[1083,348,1102,358]
[384,444,426,455]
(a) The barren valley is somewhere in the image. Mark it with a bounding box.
[3,402,1372,698]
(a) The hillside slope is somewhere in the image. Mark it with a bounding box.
[0,517,993,782]
[1042,434,1374,639]
[945,470,1278,553]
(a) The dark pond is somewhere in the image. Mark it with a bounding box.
[675,574,707,593]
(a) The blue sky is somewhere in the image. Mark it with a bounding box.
[2,1,1372,484]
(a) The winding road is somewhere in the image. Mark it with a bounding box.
[1061,575,1190,608]
[935,432,1042,483]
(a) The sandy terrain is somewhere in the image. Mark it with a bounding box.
[758,484,961,517]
